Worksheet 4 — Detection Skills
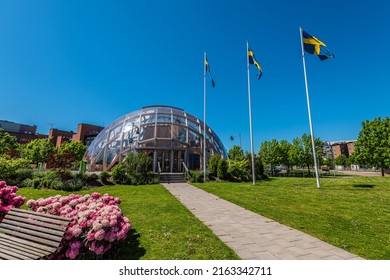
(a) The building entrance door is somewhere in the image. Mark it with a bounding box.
[172,150,185,172]
[157,150,170,172]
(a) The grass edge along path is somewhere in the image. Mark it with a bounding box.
[17,184,239,260]
[194,177,390,260]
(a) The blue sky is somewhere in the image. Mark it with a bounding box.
[0,0,389,152]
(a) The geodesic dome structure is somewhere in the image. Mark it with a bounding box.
[84,105,228,172]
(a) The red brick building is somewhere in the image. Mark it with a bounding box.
[72,124,104,146]
[49,128,75,147]
[1,120,103,147]
[0,120,47,144]
[331,140,356,158]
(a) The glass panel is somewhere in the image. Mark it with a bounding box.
[157,114,171,123]
[141,113,156,124]
[172,125,186,142]
[139,124,155,140]
[156,123,171,138]
[173,115,185,125]
[109,125,122,141]
[188,119,199,132]
[188,129,201,147]
[157,107,171,113]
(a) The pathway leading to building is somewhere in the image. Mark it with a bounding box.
[162,182,363,260]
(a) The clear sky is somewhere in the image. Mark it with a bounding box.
[0,0,389,152]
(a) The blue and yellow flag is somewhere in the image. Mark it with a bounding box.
[205,56,215,87]
[302,30,335,61]
[248,48,263,79]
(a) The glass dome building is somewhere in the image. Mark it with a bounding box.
[84,105,228,172]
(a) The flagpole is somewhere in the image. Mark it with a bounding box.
[299,26,321,189]
[246,41,256,186]
[203,51,207,183]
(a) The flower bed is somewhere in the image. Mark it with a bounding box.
[26,192,131,259]
[0,181,26,222]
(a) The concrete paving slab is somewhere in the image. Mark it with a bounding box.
[162,182,363,260]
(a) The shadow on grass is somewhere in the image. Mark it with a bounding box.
[353,184,375,189]
[110,229,146,260]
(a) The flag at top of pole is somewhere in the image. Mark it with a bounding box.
[299,27,335,189]
[246,41,263,185]
[302,30,335,61]
[248,48,263,79]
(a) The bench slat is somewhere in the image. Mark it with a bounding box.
[0,227,61,248]
[5,213,71,231]
[0,234,54,253]
[0,242,40,259]
[0,223,63,243]
[0,209,71,260]
[10,208,72,222]
[2,219,67,238]
[0,251,21,260]
[8,209,72,226]
[0,237,50,257]
[0,243,35,260]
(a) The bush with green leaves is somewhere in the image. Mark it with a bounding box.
[188,170,203,183]
[111,153,154,185]
[208,154,220,178]
[217,158,229,180]
[111,164,130,184]
[228,159,250,182]
[0,155,32,185]
[99,171,111,183]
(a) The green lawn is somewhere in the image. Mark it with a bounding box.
[193,176,390,260]
[17,185,239,260]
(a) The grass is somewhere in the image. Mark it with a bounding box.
[17,185,239,260]
[193,176,390,260]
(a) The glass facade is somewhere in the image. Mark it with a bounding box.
[84,105,228,172]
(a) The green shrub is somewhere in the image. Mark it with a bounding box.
[111,164,130,184]
[146,171,159,184]
[188,170,203,183]
[60,178,85,191]
[40,171,59,189]
[208,155,220,177]
[20,177,41,189]
[0,156,32,185]
[99,171,111,183]
[228,159,250,182]
[55,169,73,181]
[217,158,229,180]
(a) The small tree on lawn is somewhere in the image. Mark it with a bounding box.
[354,116,390,176]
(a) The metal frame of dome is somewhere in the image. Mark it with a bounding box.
[84,105,228,172]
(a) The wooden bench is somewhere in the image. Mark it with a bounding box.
[0,208,72,260]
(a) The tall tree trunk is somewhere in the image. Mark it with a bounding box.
[381,167,385,177]
[307,165,311,177]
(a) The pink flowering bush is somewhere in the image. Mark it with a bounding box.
[26,192,131,259]
[0,181,26,222]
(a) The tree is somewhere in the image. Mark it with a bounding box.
[59,141,87,162]
[208,154,220,177]
[354,117,390,176]
[335,154,348,167]
[278,140,292,171]
[228,145,245,161]
[289,133,323,176]
[0,129,17,156]
[24,139,55,164]
[259,139,281,175]
[323,157,334,168]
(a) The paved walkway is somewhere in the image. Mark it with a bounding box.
[162,182,363,260]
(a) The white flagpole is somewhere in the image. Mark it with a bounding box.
[246,41,256,186]
[203,51,207,182]
[299,26,321,189]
